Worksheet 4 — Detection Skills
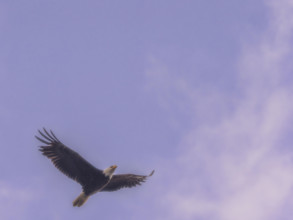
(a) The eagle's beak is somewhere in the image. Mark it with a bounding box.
[112,165,117,169]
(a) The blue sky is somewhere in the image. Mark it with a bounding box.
[1,0,293,219]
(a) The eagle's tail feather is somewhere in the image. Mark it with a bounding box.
[73,192,89,207]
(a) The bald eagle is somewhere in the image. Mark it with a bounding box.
[36,128,154,207]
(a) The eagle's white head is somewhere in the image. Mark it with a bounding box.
[103,165,117,178]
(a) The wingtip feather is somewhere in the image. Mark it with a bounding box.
[149,170,155,177]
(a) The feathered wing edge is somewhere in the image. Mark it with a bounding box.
[149,170,155,177]
[36,128,104,187]
[35,128,61,145]
[101,170,155,192]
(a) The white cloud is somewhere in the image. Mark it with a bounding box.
[0,182,35,220]
[146,0,293,219]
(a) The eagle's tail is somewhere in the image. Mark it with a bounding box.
[73,192,89,207]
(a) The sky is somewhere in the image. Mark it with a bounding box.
[1,0,293,219]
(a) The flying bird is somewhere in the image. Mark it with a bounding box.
[36,128,154,207]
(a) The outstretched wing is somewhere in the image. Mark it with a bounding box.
[102,170,155,192]
[36,128,104,188]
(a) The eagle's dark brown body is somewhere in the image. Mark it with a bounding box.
[36,128,154,207]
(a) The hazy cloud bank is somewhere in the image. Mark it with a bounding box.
[146,1,293,219]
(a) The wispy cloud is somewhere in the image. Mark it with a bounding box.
[146,0,293,219]
[0,181,35,220]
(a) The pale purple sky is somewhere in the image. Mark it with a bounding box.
[1,0,293,220]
